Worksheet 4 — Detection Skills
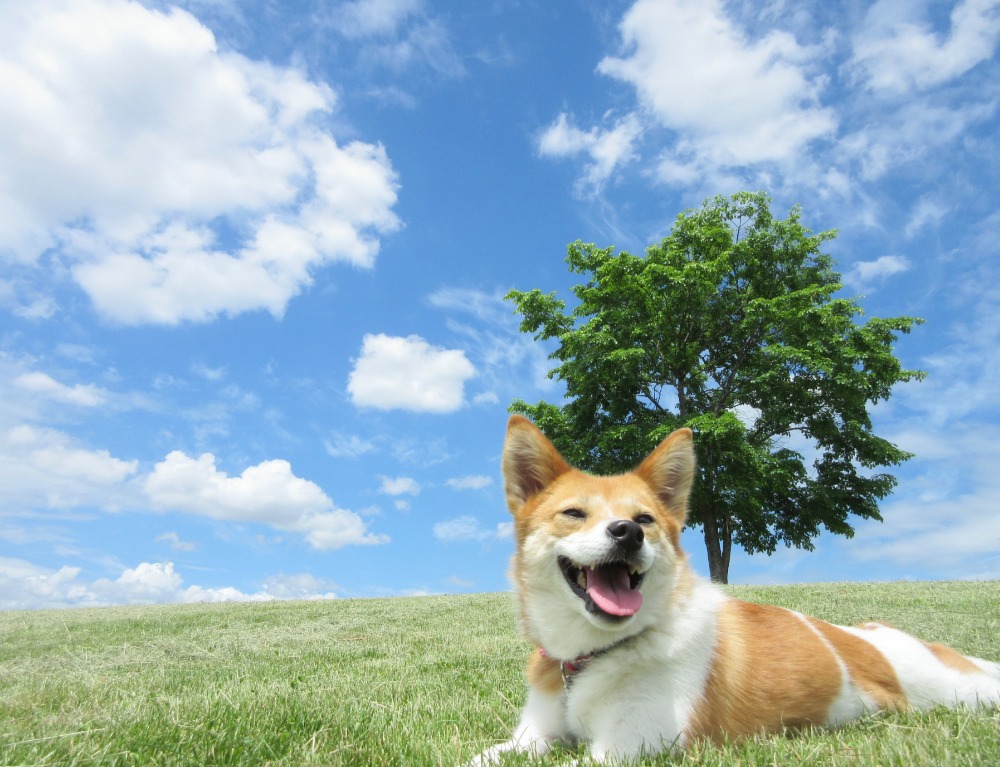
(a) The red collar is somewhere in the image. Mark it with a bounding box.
[538,646,593,681]
[538,633,640,687]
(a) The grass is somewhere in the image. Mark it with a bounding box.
[0,582,997,766]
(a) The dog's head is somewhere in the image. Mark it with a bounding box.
[502,415,694,657]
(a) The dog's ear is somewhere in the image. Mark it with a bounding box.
[634,428,695,523]
[502,415,571,515]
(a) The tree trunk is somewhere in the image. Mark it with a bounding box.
[699,504,732,584]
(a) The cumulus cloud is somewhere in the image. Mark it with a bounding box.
[595,0,835,183]
[0,0,400,324]
[347,333,476,413]
[433,515,512,542]
[144,451,388,550]
[849,0,1000,94]
[0,557,344,610]
[0,558,260,610]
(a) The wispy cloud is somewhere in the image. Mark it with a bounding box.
[156,531,198,552]
[427,287,559,402]
[14,372,108,408]
[378,475,421,496]
[848,0,1000,93]
[324,431,377,458]
[332,0,422,39]
[433,515,511,542]
[843,255,911,293]
[446,475,493,491]
[537,112,643,194]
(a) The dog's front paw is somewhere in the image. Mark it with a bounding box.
[463,742,505,767]
[464,741,523,767]
[464,734,555,766]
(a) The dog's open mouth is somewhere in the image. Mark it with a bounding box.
[558,556,645,620]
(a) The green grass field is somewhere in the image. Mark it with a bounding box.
[1,582,998,766]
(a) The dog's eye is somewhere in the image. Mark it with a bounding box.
[635,513,655,526]
[561,508,586,520]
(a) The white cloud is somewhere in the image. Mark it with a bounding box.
[0,425,139,513]
[324,431,377,458]
[836,99,995,184]
[0,558,89,611]
[144,451,388,550]
[843,254,911,292]
[327,0,464,80]
[333,0,423,39]
[191,362,227,382]
[13,372,108,407]
[0,558,273,610]
[347,333,476,413]
[378,475,420,496]
[844,425,1000,579]
[0,0,400,325]
[359,18,464,79]
[446,475,493,491]
[0,558,345,610]
[904,197,949,239]
[841,262,1000,579]
[260,572,339,600]
[538,112,643,193]
[156,531,198,552]
[427,287,559,399]
[849,0,1000,94]
[596,0,835,181]
[433,515,511,542]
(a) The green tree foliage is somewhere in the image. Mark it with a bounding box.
[508,192,924,584]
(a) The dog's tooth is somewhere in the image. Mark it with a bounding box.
[576,569,587,589]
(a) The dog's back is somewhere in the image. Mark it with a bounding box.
[686,596,1000,744]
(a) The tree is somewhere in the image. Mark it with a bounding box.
[508,192,924,584]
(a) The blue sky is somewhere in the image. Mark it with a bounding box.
[1,0,998,610]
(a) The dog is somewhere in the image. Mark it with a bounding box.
[471,415,1000,763]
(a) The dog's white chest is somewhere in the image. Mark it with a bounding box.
[560,641,713,756]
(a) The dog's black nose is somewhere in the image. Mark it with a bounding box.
[607,519,644,551]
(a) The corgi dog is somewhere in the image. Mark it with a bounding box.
[472,416,1000,763]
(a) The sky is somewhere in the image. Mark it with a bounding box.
[1,0,999,610]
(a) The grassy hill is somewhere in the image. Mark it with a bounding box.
[1,581,998,766]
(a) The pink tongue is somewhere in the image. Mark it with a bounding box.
[584,565,643,617]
